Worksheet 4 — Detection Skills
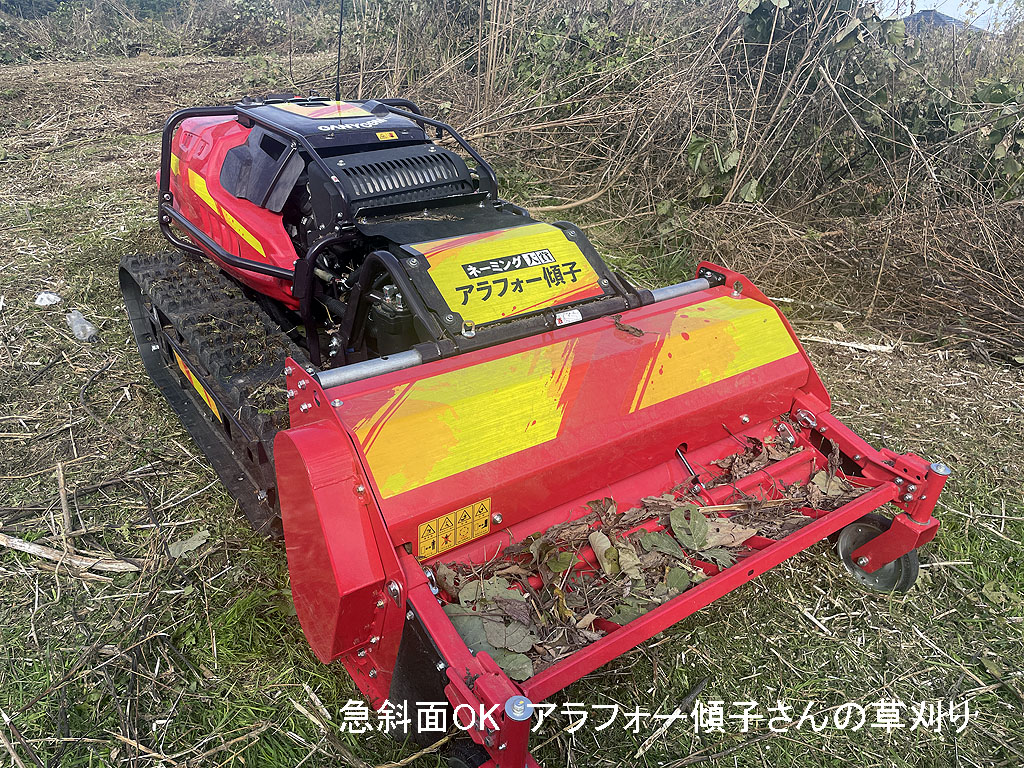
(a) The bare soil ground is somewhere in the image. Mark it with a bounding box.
[1,57,1022,767]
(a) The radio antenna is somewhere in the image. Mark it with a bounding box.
[334,0,344,102]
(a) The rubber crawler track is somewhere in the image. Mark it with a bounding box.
[120,251,310,533]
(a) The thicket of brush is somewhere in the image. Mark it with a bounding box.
[2,0,1023,359]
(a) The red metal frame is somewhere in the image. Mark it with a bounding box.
[273,264,947,767]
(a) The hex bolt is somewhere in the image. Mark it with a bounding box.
[286,389,296,399]
[368,669,377,678]
[370,636,379,644]
[907,484,917,492]
[284,365,294,375]
[856,556,869,567]
[902,493,914,502]
[356,484,366,494]
[492,512,503,525]
[299,403,312,413]
[740,414,750,424]
[297,379,307,389]
[357,648,367,658]
[331,398,343,407]
[894,477,904,485]
[853,454,863,461]
[406,610,415,621]
[376,599,385,608]
[407,258,419,267]
[445,314,455,324]
[435,660,446,671]
[504,696,535,722]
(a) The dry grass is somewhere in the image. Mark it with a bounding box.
[0,56,1021,767]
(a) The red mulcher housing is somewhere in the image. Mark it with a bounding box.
[120,95,950,767]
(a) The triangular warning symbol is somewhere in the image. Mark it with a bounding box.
[439,516,454,530]
[458,508,472,523]
[420,523,435,538]
[477,503,488,515]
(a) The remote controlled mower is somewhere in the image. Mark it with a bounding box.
[121,95,951,767]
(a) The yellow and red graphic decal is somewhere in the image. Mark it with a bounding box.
[376,131,398,141]
[271,101,372,119]
[348,294,800,502]
[417,498,492,558]
[174,350,222,422]
[406,223,604,326]
[629,296,799,412]
[353,339,581,498]
[187,168,266,257]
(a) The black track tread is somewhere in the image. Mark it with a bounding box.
[121,251,310,526]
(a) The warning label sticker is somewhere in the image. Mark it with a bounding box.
[417,498,492,559]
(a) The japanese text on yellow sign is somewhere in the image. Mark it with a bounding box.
[406,223,604,326]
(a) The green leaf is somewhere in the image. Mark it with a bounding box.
[738,178,760,203]
[168,529,210,558]
[669,504,695,547]
[666,567,691,593]
[459,576,524,606]
[489,649,534,681]
[589,531,620,576]
[529,536,555,565]
[484,620,538,653]
[444,604,491,650]
[700,547,736,568]
[617,542,643,581]
[546,550,577,573]
[981,580,1022,608]
[609,596,651,624]
[738,0,760,12]
[638,530,687,559]
[689,507,709,549]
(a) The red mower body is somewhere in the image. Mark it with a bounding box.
[274,263,947,766]
[165,115,299,307]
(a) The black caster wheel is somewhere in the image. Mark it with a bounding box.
[446,738,492,768]
[837,513,920,593]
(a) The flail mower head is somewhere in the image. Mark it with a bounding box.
[121,93,950,767]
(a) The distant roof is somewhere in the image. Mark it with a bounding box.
[904,9,986,32]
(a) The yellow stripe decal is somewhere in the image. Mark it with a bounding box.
[186,169,266,256]
[170,153,180,175]
[354,340,579,498]
[187,168,220,213]
[174,350,222,422]
[221,208,266,256]
[629,296,799,412]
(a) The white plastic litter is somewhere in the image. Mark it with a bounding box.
[34,291,62,307]
[66,310,99,342]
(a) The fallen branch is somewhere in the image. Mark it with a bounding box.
[800,336,894,353]
[0,532,141,573]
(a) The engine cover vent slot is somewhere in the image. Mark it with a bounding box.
[332,145,475,213]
